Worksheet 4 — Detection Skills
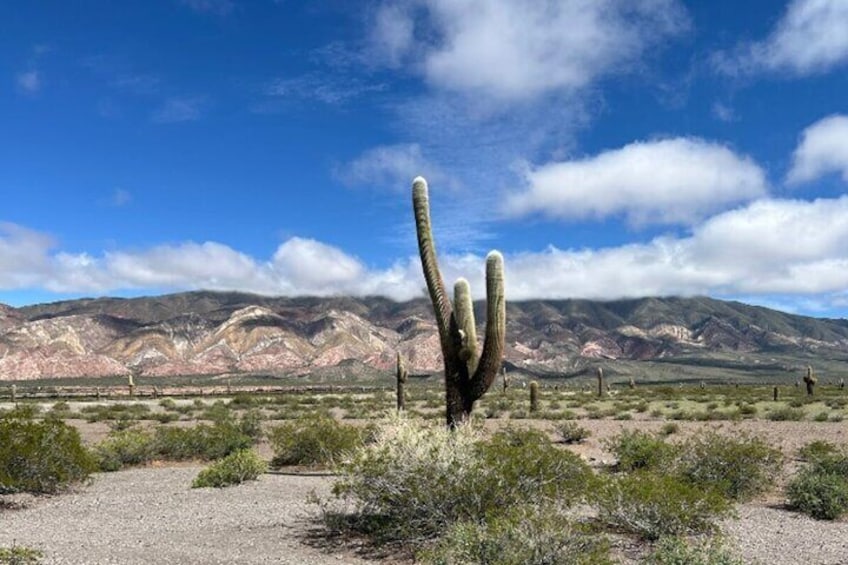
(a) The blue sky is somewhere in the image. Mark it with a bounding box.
[2,0,848,318]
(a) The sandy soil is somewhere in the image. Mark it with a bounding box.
[4,418,848,564]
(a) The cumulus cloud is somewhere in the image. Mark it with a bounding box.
[715,0,848,76]
[786,114,848,185]
[505,138,767,225]
[366,0,689,101]
[3,196,848,311]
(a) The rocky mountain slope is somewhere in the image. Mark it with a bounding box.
[1,291,847,382]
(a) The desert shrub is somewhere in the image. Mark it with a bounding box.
[738,403,757,417]
[767,406,805,421]
[798,440,839,462]
[151,422,252,461]
[328,417,595,544]
[814,411,831,422]
[268,413,364,467]
[152,412,179,424]
[0,413,95,494]
[158,398,177,410]
[787,468,848,520]
[676,431,782,501]
[556,421,591,444]
[0,545,42,565]
[605,430,679,472]
[419,504,611,565]
[237,408,264,440]
[645,536,744,565]
[659,422,679,436]
[595,471,732,540]
[191,448,267,488]
[787,448,848,520]
[94,429,155,471]
[477,427,595,505]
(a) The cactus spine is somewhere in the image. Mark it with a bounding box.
[396,352,408,411]
[804,366,817,396]
[413,177,506,427]
[597,367,605,397]
[529,381,539,413]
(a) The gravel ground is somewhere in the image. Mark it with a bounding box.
[0,467,375,565]
[723,503,848,565]
[4,418,848,564]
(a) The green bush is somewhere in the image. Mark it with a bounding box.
[328,417,595,544]
[787,449,848,520]
[605,430,679,471]
[192,449,267,488]
[786,468,848,520]
[676,431,782,501]
[152,422,252,461]
[419,504,611,565]
[595,471,732,540]
[798,440,839,462]
[766,406,805,421]
[645,536,744,565]
[94,429,155,471]
[0,545,42,565]
[268,413,364,467]
[477,427,595,505]
[556,421,591,444]
[0,413,95,494]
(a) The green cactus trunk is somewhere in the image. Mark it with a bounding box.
[804,366,817,396]
[413,177,506,427]
[396,352,408,412]
[597,367,605,398]
[529,381,539,413]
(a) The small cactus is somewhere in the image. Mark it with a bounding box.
[597,367,605,398]
[529,381,539,413]
[628,376,636,389]
[773,386,779,401]
[803,366,817,396]
[10,384,17,403]
[396,352,408,411]
[128,372,135,397]
[502,366,509,394]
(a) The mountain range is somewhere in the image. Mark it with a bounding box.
[1,291,848,383]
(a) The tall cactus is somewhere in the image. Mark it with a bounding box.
[396,351,408,411]
[803,365,817,396]
[413,177,506,427]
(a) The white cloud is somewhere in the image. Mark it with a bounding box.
[366,0,688,101]
[4,196,848,310]
[711,102,737,123]
[151,97,205,123]
[265,74,386,106]
[786,114,848,185]
[110,189,132,207]
[16,70,40,93]
[505,138,767,225]
[715,0,848,76]
[337,143,458,192]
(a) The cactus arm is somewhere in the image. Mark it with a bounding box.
[413,177,452,346]
[469,251,506,401]
[454,278,478,377]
